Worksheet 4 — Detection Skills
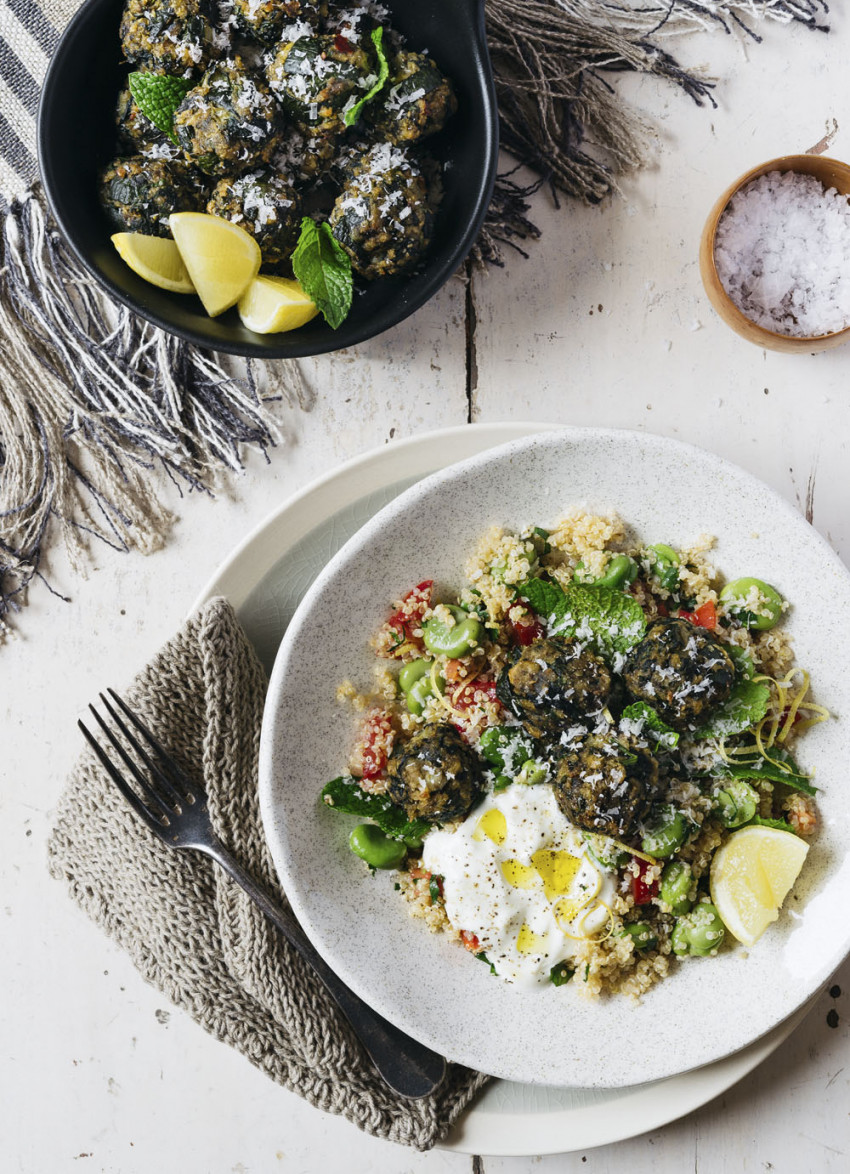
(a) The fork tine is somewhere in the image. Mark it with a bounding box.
[86,702,179,823]
[78,719,167,831]
[96,692,188,810]
[106,688,202,803]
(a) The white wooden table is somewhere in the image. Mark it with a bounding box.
[5,13,850,1172]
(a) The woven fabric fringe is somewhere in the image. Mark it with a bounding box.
[0,0,829,636]
[0,191,308,635]
[474,0,829,259]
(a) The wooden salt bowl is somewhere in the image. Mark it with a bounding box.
[699,154,850,354]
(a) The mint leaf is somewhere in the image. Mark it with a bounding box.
[621,701,679,749]
[695,678,771,739]
[519,576,568,624]
[343,26,390,127]
[747,816,796,833]
[292,218,353,329]
[555,583,646,658]
[726,644,755,680]
[128,72,193,145]
[321,775,431,839]
[520,578,645,658]
[718,747,817,796]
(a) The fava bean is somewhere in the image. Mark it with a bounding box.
[671,902,726,957]
[641,805,688,858]
[516,759,548,786]
[478,725,535,773]
[398,658,441,715]
[596,554,639,590]
[660,860,694,915]
[349,823,407,870]
[423,606,484,657]
[407,674,435,715]
[399,658,432,692]
[714,779,758,828]
[647,543,680,592]
[719,577,784,630]
[623,921,658,951]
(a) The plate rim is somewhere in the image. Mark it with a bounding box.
[194,421,820,1153]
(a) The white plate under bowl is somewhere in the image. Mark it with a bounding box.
[195,423,818,1151]
[258,426,850,1090]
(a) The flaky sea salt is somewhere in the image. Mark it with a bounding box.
[714,170,850,337]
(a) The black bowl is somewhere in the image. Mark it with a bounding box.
[37,0,498,358]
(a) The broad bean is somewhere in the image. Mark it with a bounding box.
[647,543,680,592]
[349,823,407,870]
[641,805,688,858]
[423,605,483,657]
[671,902,726,957]
[399,658,440,715]
[660,860,694,915]
[478,725,535,774]
[596,554,639,590]
[714,779,758,828]
[719,577,784,631]
[623,921,658,951]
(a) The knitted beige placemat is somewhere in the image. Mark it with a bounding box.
[46,596,488,1150]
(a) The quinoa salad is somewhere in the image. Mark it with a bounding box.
[322,512,829,999]
[102,0,456,280]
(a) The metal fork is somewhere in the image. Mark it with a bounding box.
[78,689,447,1100]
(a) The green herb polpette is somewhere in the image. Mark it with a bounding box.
[128,72,193,144]
[292,218,353,329]
[343,27,390,127]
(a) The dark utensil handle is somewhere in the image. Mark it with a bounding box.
[204,839,447,1099]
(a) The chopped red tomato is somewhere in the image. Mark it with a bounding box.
[450,678,501,738]
[357,709,394,780]
[509,611,544,646]
[334,33,353,52]
[678,601,717,630]
[460,930,481,952]
[631,858,659,906]
[453,677,498,710]
[386,579,433,645]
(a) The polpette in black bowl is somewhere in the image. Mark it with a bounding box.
[37,0,498,359]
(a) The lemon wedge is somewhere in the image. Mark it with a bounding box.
[169,212,261,317]
[111,233,195,294]
[710,825,809,947]
[237,275,319,333]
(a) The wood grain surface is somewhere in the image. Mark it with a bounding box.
[4,13,850,1174]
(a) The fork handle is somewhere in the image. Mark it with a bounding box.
[202,839,447,1099]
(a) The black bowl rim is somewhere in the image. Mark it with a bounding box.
[37,0,499,359]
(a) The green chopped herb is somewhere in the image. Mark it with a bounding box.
[550,962,575,986]
[475,951,498,975]
[343,27,390,126]
[321,775,431,840]
[621,701,679,749]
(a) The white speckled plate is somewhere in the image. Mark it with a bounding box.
[258,426,850,1088]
